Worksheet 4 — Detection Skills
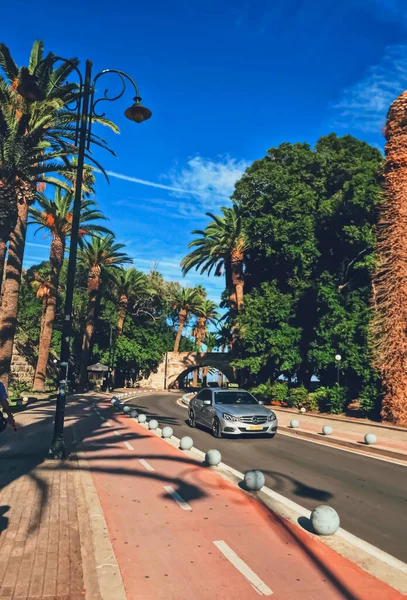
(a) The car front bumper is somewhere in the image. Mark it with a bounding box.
[220,420,278,435]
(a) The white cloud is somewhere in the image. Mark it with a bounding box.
[332,45,407,133]
[105,170,209,198]
[107,155,249,217]
[167,156,250,210]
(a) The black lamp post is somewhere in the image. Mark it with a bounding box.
[20,57,151,459]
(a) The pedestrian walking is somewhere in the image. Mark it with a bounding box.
[0,381,17,432]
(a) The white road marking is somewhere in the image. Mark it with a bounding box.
[164,486,192,511]
[114,431,120,437]
[123,441,134,450]
[100,416,106,421]
[138,458,155,471]
[95,410,100,415]
[105,421,112,427]
[213,540,273,596]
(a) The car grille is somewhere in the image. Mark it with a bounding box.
[239,416,268,424]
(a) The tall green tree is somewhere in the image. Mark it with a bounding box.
[77,235,132,386]
[181,205,247,312]
[114,267,149,335]
[0,39,118,388]
[28,189,111,391]
[172,287,201,352]
[232,134,383,412]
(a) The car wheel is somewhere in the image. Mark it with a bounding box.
[188,410,196,428]
[212,417,222,438]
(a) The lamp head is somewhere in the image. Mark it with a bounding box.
[124,96,152,123]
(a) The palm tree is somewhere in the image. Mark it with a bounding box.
[28,189,111,391]
[193,299,220,350]
[181,205,247,312]
[201,331,220,387]
[172,287,201,352]
[78,235,132,386]
[114,267,149,334]
[0,40,118,387]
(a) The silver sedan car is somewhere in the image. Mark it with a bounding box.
[188,387,278,438]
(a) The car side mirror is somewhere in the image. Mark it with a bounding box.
[203,400,212,405]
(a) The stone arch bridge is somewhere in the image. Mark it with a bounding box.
[138,352,234,390]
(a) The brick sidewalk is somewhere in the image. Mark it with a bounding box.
[0,395,112,600]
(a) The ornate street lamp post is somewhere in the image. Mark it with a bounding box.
[20,58,151,458]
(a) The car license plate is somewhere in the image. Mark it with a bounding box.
[248,425,262,431]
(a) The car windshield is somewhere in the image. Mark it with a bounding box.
[214,391,258,405]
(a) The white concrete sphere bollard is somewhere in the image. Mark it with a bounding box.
[311,505,340,535]
[138,414,147,424]
[205,449,222,466]
[290,419,300,428]
[322,425,333,435]
[162,426,173,439]
[244,470,265,491]
[149,419,158,430]
[364,433,377,445]
[179,436,193,450]
[123,405,131,414]
[130,409,138,418]
[300,407,306,413]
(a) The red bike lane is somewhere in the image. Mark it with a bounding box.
[78,400,404,600]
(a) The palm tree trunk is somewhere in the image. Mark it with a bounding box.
[173,309,186,352]
[32,234,65,392]
[195,317,206,350]
[218,371,223,387]
[0,240,6,298]
[193,369,199,387]
[79,277,101,387]
[117,295,128,335]
[0,200,29,388]
[372,91,407,426]
[202,366,208,387]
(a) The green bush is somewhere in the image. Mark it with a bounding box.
[251,380,289,404]
[307,387,329,412]
[287,385,308,408]
[270,381,289,403]
[8,381,30,401]
[326,385,347,414]
[251,381,272,403]
[359,384,382,418]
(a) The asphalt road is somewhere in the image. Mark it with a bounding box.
[127,392,407,563]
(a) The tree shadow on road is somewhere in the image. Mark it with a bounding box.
[261,469,333,502]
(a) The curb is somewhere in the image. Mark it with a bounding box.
[270,406,407,433]
[280,425,407,462]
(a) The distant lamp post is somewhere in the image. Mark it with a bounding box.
[335,354,342,385]
[18,57,152,459]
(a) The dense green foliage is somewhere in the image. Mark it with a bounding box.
[231,134,384,416]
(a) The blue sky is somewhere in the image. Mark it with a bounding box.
[4,0,407,303]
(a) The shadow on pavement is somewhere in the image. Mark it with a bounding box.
[262,469,333,502]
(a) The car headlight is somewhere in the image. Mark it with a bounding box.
[267,412,277,421]
[223,413,239,422]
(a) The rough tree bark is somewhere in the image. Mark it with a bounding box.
[32,234,65,392]
[79,268,101,387]
[0,199,29,388]
[372,91,407,426]
[173,309,187,352]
